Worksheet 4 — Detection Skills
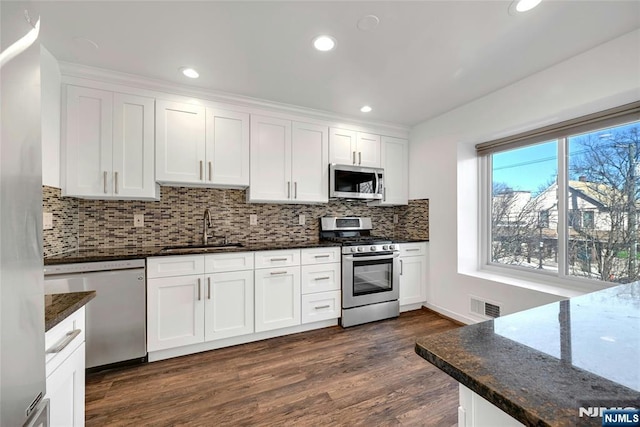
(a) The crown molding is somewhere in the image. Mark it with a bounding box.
[58,61,410,136]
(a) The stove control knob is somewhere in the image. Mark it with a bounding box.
[351,247,357,253]
[370,246,377,251]
[382,245,389,251]
[357,247,364,252]
[389,244,396,250]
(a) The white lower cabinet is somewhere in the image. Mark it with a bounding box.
[399,242,428,307]
[254,265,301,332]
[300,247,341,324]
[459,384,524,427]
[45,307,86,427]
[204,270,254,341]
[301,291,341,323]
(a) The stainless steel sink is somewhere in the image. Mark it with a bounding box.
[160,243,244,254]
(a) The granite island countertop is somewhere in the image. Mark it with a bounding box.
[45,291,96,332]
[415,282,640,427]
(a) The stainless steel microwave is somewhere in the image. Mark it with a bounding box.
[329,164,384,200]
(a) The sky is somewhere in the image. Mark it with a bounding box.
[492,140,557,193]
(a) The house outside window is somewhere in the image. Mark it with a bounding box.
[479,102,640,285]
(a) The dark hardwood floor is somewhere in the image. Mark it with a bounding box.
[86,309,461,426]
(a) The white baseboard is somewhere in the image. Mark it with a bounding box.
[423,302,477,325]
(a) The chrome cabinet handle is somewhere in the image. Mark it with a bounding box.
[114,171,118,194]
[47,329,81,353]
[207,277,211,299]
[103,171,108,194]
[352,151,356,165]
[314,276,330,281]
[294,182,297,199]
[314,305,330,310]
[314,254,330,258]
[407,248,420,252]
[359,152,362,165]
[208,161,212,181]
[199,161,203,181]
[197,278,201,300]
[287,181,291,198]
[270,271,287,275]
[400,260,403,275]
[383,187,386,202]
[270,257,288,261]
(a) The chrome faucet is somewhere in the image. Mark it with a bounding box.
[203,208,228,246]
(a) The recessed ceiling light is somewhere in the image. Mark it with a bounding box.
[360,106,372,113]
[180,67,199,79]
[515,0,541,12]
[313,35,336,52]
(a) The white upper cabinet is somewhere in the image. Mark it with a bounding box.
[329,128,381,168]
[291,121,328,203]
[249,115,328,203]
[377,136,409,206]
[62,85,157,200]
[156,101,249,187]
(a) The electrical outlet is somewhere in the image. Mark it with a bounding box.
[393,214,399,224]
[43,212,53,230]
[134,214,144,227]
[250,214,258,226]
[298,214,306,225]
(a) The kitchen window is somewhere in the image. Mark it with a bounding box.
[478,101,640,285]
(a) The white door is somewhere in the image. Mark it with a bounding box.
[249,115,292,202]
[379,136,408,205]
[63,85,113,197]
[329,127,357,165]
[399,256,427,306]
[147,275,205,351]
[206,108,250,186]
[356,132,381,167]
[155,100,206,184]
[204,270,254,341]
[112,93,156,198]
[255,266,301,332]
[291,121,328,203]
[46,342,85,427]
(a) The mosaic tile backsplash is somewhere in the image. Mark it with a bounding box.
[43,186,428,257]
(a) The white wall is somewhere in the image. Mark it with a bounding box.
[40,45,60,187]
[410,29,640,324]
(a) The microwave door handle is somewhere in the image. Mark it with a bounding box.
[375,173,381,196]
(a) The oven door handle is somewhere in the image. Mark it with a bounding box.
[343,253,399,262]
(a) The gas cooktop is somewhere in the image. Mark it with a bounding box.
[319,216,398,254]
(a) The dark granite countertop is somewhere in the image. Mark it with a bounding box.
[44,291,96,332]
[415,282,640,427]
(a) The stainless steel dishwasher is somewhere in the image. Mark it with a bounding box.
[44,259,147,370]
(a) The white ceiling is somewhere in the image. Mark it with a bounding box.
[32,1,640,127]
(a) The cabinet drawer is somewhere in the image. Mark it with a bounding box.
[301,263,341,294]
[301,291,341,324]
[147,255,205,278]
[399,242,427,257]
[301,247,341,265]
[254,249,300,269]
[205,252,254,273]
[45,306,85,377]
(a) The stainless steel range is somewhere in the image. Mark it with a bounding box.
[320,217,400,327]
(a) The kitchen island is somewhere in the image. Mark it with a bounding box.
[415,282,640,427]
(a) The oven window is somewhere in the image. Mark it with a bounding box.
[353,258,392,296]
[335,170,376,194]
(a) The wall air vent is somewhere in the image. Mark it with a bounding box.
[470,296,501,319]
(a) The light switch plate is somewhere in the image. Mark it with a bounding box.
[43,212,53,230]
[250,214,258,226]
[298,214,306,225]
[393,214,399,224]
[134,214,144,227]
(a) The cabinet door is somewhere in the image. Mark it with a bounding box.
[379,136,408,205]
[155,100,206,184]
[204,270,254,341]
[399,255,427,306]
[291,122,329,203]
[356,132,381,167]
[112,93,157,198]
[254,266,301,332]
[63,85,113,197]
[249,115,292,202]
[47,342,85,427]
[329,127,357,165]
[206,108,250,186]
[147,275,205,351]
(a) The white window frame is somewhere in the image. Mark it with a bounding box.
[478,102,640,291]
